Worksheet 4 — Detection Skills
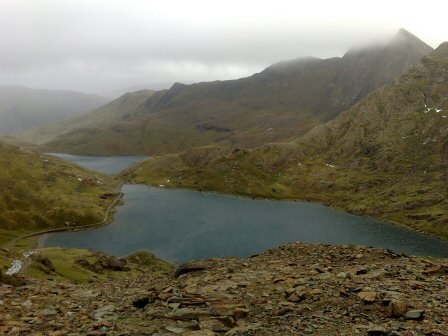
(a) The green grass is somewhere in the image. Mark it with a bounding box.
[26,248,173,283]
[0,141,120,247]
[125,146,448,238]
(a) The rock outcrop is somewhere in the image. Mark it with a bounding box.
[1,242,447,335]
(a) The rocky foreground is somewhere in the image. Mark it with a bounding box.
[1,243,448,335]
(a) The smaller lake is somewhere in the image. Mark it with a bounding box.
[43,184,448,262]
[47,153,147,174]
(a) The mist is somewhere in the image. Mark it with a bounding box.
[0,0,447,96]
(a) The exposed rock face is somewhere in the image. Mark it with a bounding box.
[1,242,447,335]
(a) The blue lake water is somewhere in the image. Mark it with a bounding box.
[47,153,147,174]
[43,182,448,262]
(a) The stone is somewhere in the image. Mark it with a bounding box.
[183,331,215,336]
[40,308,57,316]
[92,305,115,320]
[336,272,348,279]
[168,308,212,320]
[358,291,378,303]
[386,299,407,317]
[404,310,424,320]
[165,325,185,333]
[287,291,306,303]
[175,262,207,277]
[232,307,249,319]
[367,326,388,335]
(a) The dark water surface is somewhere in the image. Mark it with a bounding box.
[43,184,448,262]
[47,153,147,174]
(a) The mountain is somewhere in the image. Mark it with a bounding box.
[0,141,119,246]
[27,29,432,155]
[123,42,448,238]
[16,89,155,146]
[102,82,179,98]
[0,86,110,134]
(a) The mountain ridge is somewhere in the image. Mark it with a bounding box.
[123,40,448,239]
[20,29,433,155]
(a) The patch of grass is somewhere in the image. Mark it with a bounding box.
[0,141,119,247]
[26,248,173,283]
[125,251,173,273]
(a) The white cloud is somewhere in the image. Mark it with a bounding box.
[0,0,446,95]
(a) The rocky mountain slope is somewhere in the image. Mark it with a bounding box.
[0,141,119,247]
[29,29,432,155]
[0,86,109,134]
[123,42,448,239]
[1,242,447,335]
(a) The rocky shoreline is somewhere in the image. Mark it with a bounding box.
[1,242,448,335]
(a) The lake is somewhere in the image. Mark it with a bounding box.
[47,153,147,174]
[42,163,448,262]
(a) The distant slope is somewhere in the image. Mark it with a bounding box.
[123,42,448,238]
[17,89,155,146]
[0,86,109,134]
[36,29,432,155]
[0,141,119,245]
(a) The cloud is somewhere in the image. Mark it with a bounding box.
[0,0,446,95]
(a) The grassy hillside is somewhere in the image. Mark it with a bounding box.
[17,89,154,146]
[0,86,109,134]
[31,29,431,155]
[0,141,120,247]
[123,42,448,238]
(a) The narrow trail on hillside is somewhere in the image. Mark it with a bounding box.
[6,187,124,275]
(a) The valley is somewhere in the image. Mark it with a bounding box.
[1,26,448,336]
[0,86,109,134]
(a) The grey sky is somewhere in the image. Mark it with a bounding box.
[1,0,447,96]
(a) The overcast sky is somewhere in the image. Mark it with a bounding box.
[0,0,447,97]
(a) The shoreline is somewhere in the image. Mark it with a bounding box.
[11,182,446,266]
[7,186,124,250]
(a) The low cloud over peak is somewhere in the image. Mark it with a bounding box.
[0,0,446,96]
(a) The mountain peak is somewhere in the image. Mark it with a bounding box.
[344,29,432,58]
[388,28,433,53]
[427,41,448,60]
[395,28,415,38]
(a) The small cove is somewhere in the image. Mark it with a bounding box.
[42,155,448,262]
[47,153,147,174]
